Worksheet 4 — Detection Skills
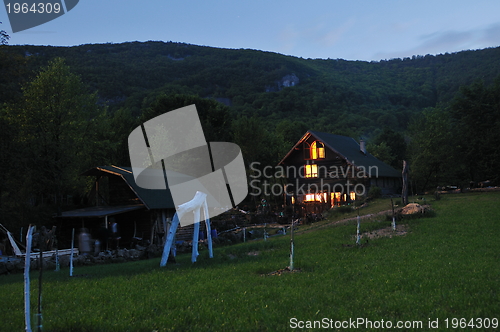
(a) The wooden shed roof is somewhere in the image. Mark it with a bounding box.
[81,165,179,210]
[56,204,145,218]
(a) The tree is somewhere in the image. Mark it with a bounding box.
[232,115,284,206]
[407,108,455,193]
[0,22,28,105]
[0,22,9,45]
[141,94,233,143]
[232,115,282,168]
[372,128,407,169]
[7,57,101,218]
[275,119,308,146]
[367,141,394,166]
[100,107,139,166]
[450,78,500,183]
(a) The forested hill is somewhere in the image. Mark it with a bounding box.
[3,41,500,137]
[2,41,500,226]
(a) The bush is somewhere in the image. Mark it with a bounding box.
[335,205,353,214]
[368,186,382,199]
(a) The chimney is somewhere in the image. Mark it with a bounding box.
[360,140,366,155]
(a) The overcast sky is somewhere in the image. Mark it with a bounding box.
[2,0,500,61]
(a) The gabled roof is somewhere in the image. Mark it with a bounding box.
[279,130,401,178]
[81,165,180,210]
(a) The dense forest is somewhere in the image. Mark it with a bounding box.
[1,40,500,228]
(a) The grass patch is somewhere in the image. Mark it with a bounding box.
[1,192,499,331]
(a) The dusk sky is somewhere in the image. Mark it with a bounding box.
[2,0,500,61]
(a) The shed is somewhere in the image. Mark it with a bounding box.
[55,165,185,249]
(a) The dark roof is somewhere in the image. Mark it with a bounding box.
[279,130,401,178]
[81,165,179,210]
[57,204,145,218]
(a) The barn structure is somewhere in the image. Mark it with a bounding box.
[278,130,401,214]
[55,165,181,249]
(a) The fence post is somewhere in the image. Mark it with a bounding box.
[289,221,294,271]
[70,228,74,277]
[356,209,361,245]
[24,225,35,332]
[391,198,396,230]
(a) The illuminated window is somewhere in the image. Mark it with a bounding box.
[304,193,325,202]
[331,192,342,207]
[304,141,325,160]
[304,164,318,178]
[343,192,357,202]
[304,194,315,201]
[311,141,325,159]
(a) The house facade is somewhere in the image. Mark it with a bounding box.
[278,131,401,213]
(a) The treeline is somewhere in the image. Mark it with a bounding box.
[3,41,500,137]
[1,42,500,229]
[408,78,500,192]
[0,58,304,229]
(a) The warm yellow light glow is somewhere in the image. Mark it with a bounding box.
[305,194,313,201]
[291,196,295,204]
[304,193,324,202]
[331,192,342,207]
[350,192,356,200]
[311,141,325,159]
[304,164,318,178]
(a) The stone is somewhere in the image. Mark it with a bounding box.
[400,203,427,215]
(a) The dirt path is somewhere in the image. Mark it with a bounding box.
[298,208,396,235]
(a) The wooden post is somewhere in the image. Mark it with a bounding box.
[37,228,45,332]
[70,228,75,277]
[391,198,396,230]
[104,216,108,251]
[25,225,35,332]
[33,226,55,331]
[289,220,294,271]
[95,177,99,207]
[161,210,167,246]
[402,160,409,206]
[356,209,361,245]
[55,248,60,272]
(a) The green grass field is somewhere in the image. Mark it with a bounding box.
[1,192,499,331]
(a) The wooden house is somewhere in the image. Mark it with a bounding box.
[278,131,401,213]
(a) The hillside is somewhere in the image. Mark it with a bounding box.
[1,192,499,331]
[3,41,500,137]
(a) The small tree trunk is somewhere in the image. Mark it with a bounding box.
[402,160,409,205]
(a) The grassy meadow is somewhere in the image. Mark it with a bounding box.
[1,192,499,331]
